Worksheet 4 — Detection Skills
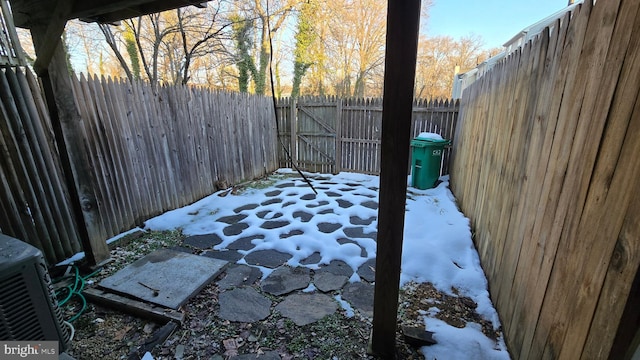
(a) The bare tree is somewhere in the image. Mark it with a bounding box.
[415,34,495,99]
[95,1,232,89]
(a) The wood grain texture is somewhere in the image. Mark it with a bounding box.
[277,96,458,176]
[449,0,640,358]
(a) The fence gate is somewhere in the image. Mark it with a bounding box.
[292,97,339,174]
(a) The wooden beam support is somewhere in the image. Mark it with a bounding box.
[370,0,422,358]
[31,26,109,266]
[32,0,73,76]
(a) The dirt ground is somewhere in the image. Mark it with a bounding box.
[60,231,500,360]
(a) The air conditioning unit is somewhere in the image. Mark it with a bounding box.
[0,234,70,351]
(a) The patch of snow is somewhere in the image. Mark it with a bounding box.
[334,295,355,318]
[417,132,445,140]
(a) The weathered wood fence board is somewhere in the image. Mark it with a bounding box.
[0,0,25,66]
[73,76,279,244]
[450,0,640,358]
[0,67,82,263]
[1,67,278,265]
[277,96,459,175]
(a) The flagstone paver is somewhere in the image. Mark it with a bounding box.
[300,252,322,265]
[260,220,290,229]
[317,260,353,277]
[217,264,261,290]
[233,204,259,213]
[292,210,313,222]
[178,175,384,338]
[218,287,272,322]
[336,199,354,208]
[341,282,375,318]
[227,235,263,251]
[244,249,292,268]
[360,200,379,210]
[314,272,349,292]
[317,222,342,234]
[336,238,367,257]
[183,233,222,249]
[216,214,248,224]
[203,249,243,262]
[349,215,376,226]
[261,266,311,296]
[357,258,376,282]
[275,293,338,326]
[223,223,250,236]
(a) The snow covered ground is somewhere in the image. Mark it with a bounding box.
[142,168,510,359]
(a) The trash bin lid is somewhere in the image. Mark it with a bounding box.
[413,132,449,146]
[416,132,444,141]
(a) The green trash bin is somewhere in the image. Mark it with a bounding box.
[410,135,449,190]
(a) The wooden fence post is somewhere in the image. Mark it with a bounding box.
[335,98,343,174]
[371,0,422,357]
[290,97,298,165]
[31,27,109,266]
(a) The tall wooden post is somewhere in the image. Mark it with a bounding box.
[290,97,298,165]
[371,0,421,358]
[30,27,109,266]
[335,98,343,174]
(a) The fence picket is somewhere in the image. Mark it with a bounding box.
[277,96,459,175]
[450,1,640,358]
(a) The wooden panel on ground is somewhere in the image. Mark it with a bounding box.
[83,288,185,324]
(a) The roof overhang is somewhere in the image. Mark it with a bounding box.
[8,0,209,74]
[10,0,208,28]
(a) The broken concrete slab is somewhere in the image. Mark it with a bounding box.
[275,293,338,326]
[218,287,272,323]
[261,266,310,296]
[99,249,227,309]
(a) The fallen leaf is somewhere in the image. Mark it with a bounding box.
[113,326,132,341]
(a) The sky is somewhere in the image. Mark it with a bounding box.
[139,167,511,359]
[425,0,572,49]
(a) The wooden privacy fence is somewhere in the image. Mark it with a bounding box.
[0,67,278,265]
[276,96,459,175]
[450,1,640,359]
[71,75,278,249]
[0,67,83,263]
[0,0,25,66]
